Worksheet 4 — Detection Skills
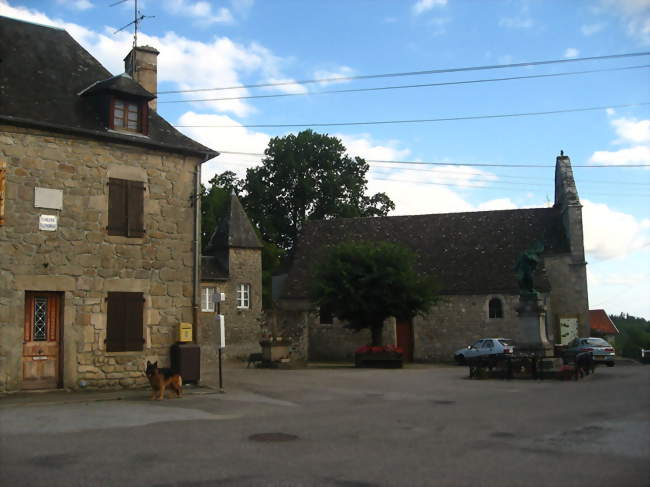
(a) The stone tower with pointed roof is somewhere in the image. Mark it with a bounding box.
[199,194,263,369]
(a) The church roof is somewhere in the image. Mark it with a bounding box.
[282,207,569,299]
[0,16,216,159]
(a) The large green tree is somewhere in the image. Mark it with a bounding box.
[242,130,394,250]
[200,170,242,249]
[310,241,439,346]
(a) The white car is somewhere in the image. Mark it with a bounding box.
[454,338,515,364]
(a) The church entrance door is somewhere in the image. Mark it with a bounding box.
[396,319,414,362]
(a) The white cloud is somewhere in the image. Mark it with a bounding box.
[56,0,93,11]
[590,146,650,165]
[477,198,518,211]
[313,66,356,86]
[412,0,447,16]
[163,0,233,25]
[611,118,650,144]
[176,111,270,183]
[589,116,650,167]
[582,199,650,260]
[581,23,606,35]
[598,0,650,44]
[564,48,580,58]
[337,133,412,162]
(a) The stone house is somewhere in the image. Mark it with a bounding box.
[274,153,589,363]
[0,16,219,391]
[199,193,263,366]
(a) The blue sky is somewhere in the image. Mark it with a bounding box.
[2,0,649,319]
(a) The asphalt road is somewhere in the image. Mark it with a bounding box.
[1,363,648,487]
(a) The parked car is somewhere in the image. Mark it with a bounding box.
[565,337,615,367]
[454,338,515,364]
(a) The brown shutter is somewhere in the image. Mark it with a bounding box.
[140,103,149,136]
[124,292,144,351]
[106,292,144,351]
[127,180,145,237]
[106,292,127,352]
[108,178,127,236]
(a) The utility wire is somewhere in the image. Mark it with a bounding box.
[174,101,650,129]
[214,154,650,180]
[209,150,650,169]
[156,51,650,95]
[159,64,650,104]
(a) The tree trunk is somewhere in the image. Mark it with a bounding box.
[370,325,383,347]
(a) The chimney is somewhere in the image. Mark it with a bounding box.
[124,45,159,110]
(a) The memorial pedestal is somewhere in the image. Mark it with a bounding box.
[516,294,553,357]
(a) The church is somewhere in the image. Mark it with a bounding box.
[272,153,589,363]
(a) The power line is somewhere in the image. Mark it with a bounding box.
[174,101,650,129]
[159,64,650,104]
[371,176,650,196]
[156,51,650,95]
[212,154,650,171]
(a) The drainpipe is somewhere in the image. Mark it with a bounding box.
[192,159,203,344]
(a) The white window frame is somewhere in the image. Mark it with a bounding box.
[237,283,250,309]
[201,287,216,312]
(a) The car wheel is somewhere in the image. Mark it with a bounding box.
[455,354,465,365]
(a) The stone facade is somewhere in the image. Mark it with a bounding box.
[0,125,202,391]
[274,153,589,364]
[199,247,263,376]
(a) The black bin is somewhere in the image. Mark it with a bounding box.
[170,343,201,384]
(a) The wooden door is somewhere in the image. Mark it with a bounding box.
[396,319,414,362]
[23,292,61,390]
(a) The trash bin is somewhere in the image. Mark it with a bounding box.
[170,343,200,384]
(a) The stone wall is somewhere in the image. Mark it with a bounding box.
[299,293,546,363]
[413,294,528,361]
[0,125,201,392]
[199,247,262,376]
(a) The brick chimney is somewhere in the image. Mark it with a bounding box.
[124,45,159,110]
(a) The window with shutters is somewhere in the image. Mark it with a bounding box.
[110,97,147,134]
[108,178,145,237]
[0,161,5,226]
[106,292,144,352]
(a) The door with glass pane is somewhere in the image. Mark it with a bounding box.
[23,292,61,389]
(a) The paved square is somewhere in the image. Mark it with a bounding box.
[1,364,648,487]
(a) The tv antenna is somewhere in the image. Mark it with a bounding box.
[111,0,154,49]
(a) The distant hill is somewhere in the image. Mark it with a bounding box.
[609,313,650,360]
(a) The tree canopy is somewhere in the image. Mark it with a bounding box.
[310,241,439,346]
[242,130,394,250]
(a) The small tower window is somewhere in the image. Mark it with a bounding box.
[489,298,503,319]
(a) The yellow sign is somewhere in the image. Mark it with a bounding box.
[179,322,193,342]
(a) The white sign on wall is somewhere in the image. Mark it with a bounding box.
[38,214,58,231]
[35,187,63,210]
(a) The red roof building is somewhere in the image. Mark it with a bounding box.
[589,309,620,336]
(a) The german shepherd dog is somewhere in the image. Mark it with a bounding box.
[145,361,183,400]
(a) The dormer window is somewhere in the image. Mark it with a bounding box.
[110,97,147,134]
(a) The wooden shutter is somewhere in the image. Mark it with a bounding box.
[106,292,127,352]
[108,178,127,236]
[124,292,144,351]
[127,180,145,237]
[106,292,144,352]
